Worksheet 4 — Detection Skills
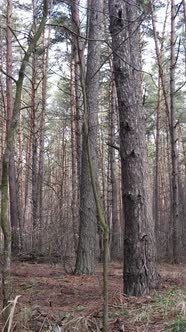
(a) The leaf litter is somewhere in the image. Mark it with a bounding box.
[0,261,185,331]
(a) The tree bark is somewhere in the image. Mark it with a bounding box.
[71,0,83,186]
[71,0,83,254]
[70,52,78,251]
[37,30,49,252]
[75,0,103,275]
[109,69,120,261]
[109,0,158,295]
[170,0,179,262]
[1,0,48,315]
[183,0,186,75]
[31,50,39,251]
[6,0,21,254]
[153,1,169,259]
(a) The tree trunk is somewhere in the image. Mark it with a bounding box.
[17,111,24,249]
[109,0,158,295]
[154,76,161,249]
[183,0,186,75]
[75,0,103,275]
[153,2,169,259]
[70,52,78,252]
[71,0,83,255]
[109,69,120,261]
[23,116,32,231]
[1,0,48,315]
[150,0,170,126]
[31,50,39,251]
[71,0,82,186]
[37,29,50,252]
[6,0,20,254]
[170,0,179,262]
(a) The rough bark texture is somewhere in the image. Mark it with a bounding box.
[23,119,32,229]
[6,0,20,253]
[31,50,38,250]
[1,1,13,321]
[37,30,49,252]
[110,72,120,261]
[71,0,83,186]
[70,54,78,251]
[154,76,161,246]
[170,0,180,262]
[71,0,83,253]
[75,0,103,275]
[109,0,158,295]
[1,158,11,309]
[9,152,20,251]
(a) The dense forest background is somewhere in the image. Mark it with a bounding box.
[0,0,186,330]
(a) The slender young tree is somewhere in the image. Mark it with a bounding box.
[150,0,170,125]
[153,0,169,256]
[109,0,159,295]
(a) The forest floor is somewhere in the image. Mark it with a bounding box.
[0,261,186,331]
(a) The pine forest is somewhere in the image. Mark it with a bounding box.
[0,0,186,331]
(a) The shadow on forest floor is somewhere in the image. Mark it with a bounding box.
[0,261,186,331]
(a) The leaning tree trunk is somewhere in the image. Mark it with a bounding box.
[75,0,103,275]
[0,0,48,320]
[109,0,159,295]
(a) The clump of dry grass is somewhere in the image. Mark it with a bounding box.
[0,295,21,332]
[60,314,101,332]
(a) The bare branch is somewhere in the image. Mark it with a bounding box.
[0,67,17,84]
[8,26,27,55]
[175,80,186,93]
[175,0,183,18]
[175,37,181,66]
[106,142,120,152]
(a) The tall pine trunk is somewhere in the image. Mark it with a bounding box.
[6,0,20,253]
[75,0,103,275]
[109,0,158,295]
[31,50,38,251]
[70,52,78,252]
[37,29,50,252]
[109,69,120,261]
[153,1,169,259]
[170,0,179,262]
